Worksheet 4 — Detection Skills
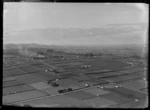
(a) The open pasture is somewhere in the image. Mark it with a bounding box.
[65,91,96,100]
[15,95,89,107]
[82,97,117,108]
[13,74,45,84]
[3,80,24,88]
[19,66,41,73]
[3,84,34,96]
[3,68,26,77]
[100,92,133,104]
[83,87,110,96]
[32,71,60,81]
[109,87,147,100]
[57,78,84,89]
[31,63,53,70]
[121,79,148,92]
[3,90,47,104]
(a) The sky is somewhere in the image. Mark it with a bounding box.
[3,3,149,45]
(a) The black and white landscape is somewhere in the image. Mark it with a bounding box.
[3,3,148,108]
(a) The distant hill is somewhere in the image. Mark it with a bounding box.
[3,43,52,49]
[3,23,148,46]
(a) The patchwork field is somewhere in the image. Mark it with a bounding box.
[15,95,90,107]
[3,90,47,104]
[3,48,147,108]
[65,91,96,100]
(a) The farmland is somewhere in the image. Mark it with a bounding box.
[3,44,148,108]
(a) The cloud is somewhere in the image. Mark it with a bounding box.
[104,3,148,23]
[125,3,148,45]
[130,3,148,23]
[134,4,148,46]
